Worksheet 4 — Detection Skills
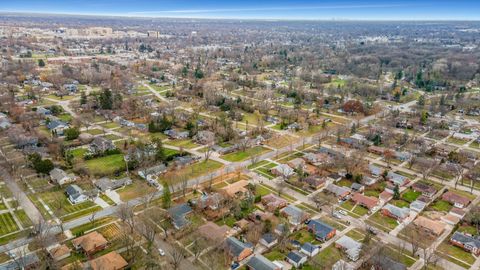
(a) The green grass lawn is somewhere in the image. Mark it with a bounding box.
[447,137,469,146]
[290,230,320,244]
[101,122,120,129]
[313,244,344,269]
[215,215,237,227]
[429,200,453,213]
[158,160,224,185]
[367,212,398,232]
[346,229,365,241]
[103,134,122,141]
[263,248,286,261]
[0,213,19,236]
[39,190,96,216]
[254,167,275,179]
[352,205,369,216]
[100,194,115,205]
[85,154,125,176]
[401,190,421,203]
[70,148,87,161]
[70,217,115,235]
[470,141,480,149]
[340,200,355,211]
[0,202,6,211]
[221,146,270,162]
[61,206,102,222]
[255,185,273,196]
[86,129,104,135]
[164,139,199,149]
[391,199,410,208]
[14,210,32,228]
[384,245,417,267]
[457,225,478,236]
[247,160,270,169]
[438,240,475,267]
[58,113,73,123]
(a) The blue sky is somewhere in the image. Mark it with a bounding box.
[0,0,478,20]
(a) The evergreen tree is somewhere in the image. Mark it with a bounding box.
[162,182,172,209]
[393,184,400,200]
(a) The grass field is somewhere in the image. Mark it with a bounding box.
[70,217,115,235]
[312,244,344,269]
[0,213,19,236]
[158,160,224,185]
[221,146,270,162]
[428,200,453,213]
[85,154,125,176]
[164,139,199,149]
[367,212,398,232]
[85,129,104,135]
[14,210,32,228]
[401,190,421,202]
[117,180,156,201]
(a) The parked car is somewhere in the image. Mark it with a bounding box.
[338,210,347,216]
[158,248,165,256]
[231,262,240,269]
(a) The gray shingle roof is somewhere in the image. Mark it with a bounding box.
[246,255,277,270]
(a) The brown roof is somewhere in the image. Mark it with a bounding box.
[442,191,471,206]
[412,182,436,195]
[413,216,446,235]
[90,252,128,270]
[198,222,230,242]
[48,244,71,259]
[72,231,108,253]
[379,190,393,201]
[222,180,249,197]
[351,193,379,209]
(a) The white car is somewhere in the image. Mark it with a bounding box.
[333,212,343,219]
[158,248,165,256]
[338,210,348,216]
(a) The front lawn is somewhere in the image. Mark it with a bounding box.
[367,212,398,232]
[221,146,270,162]
[264,248,286,261]
[313,245,344,269]
[290,230,318,244]
[158,160,224,185]
[0,213,19,236]
[352,205,369,216]
[401,190,421,203]
[84,154,125,176]
[438,240,475,267]
[164,139,199,149]
[390,199,410,208]
[429,200,452,213]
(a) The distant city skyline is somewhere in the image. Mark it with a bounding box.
[0,0,479,20]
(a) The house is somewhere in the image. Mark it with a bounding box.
[395,151,411,161]
[450,232,480,255]
[368,164,384,177]
[412,183,437,198]
[350,183,364,192]
[303,152,329,166]
[198,222,230,242]
[63,83,78,93]
[138,164,167,180]
[307,219,336,242]
[270,164,295,178]
[47,244,71,261]
[325,184,350,200]
[65,184,89,204]
[0,119,11,130]
[387,172,409,186]
[335,236,362,261]
[174,155,198,168]
[351,193,379,210]
[196,192,223,211]
[382,204,410,221]
[368,145,385,155]
[442,191,471,208]
[246,255,280,270]
[36,107,52,116]
[89,137,116,155]
[94,177,132,192]
[302,176,326,190]
[194,130,216,145]
[72,231,108,256]
[379,190,393,202]
[225,237,253,262]
[286,251,307,268]
[261,194,287,211]
[47,120,68,135]
[413,216,445,236]
[249,210,274,222]
[287,158,306,170]
[410,200,427,212]
[222,179,250,198]
[90,251,128,270]
[328,173,342,182]
[259,233,278,248]
[281,205,308,226]
[300,242,320,257]
[163,129,189,139]
[167,203,192,230]
[50,168,76,185]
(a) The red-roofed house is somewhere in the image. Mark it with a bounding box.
[442,191,471,208]
[351,193,379,210]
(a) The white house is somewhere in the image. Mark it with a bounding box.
[65,185,89,204]
[50,168,76,185]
